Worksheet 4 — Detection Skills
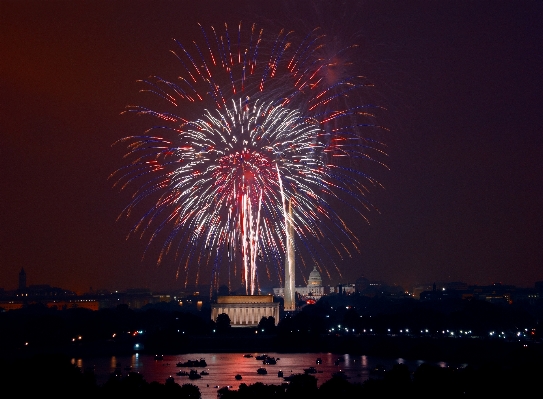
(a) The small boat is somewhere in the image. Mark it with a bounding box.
[243,354,253,358]
[176,370,189,376]
[200,370,209,375]
[304,367,318,374]
[235,374,242,380]
[263,357,277,365]
[177,358,207,367]
[277,370,283,378]
[283,374,296,381]
[154,354,164,360]
[316,358,322,364]
[166,376,174,384]
[257,368,267,375]
[189,369,202,380]
[255,354,268,360]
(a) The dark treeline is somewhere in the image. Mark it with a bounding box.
[1,293,543,363]
[0,353,200,397]
[219,359,543,398]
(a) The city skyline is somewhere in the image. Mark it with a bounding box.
[2,265,542,297]
[1,0,542,294]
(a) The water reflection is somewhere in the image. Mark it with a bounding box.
[78,353,454,399]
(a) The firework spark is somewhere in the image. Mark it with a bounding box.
[112,22,386,294]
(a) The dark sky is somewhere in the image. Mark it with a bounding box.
[1,0,542,294]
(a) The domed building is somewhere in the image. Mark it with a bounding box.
[308,267,323,287]
[273,266,326,302]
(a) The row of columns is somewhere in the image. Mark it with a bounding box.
[212,304,279,326]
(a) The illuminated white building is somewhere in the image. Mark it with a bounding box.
[274,266,327,301]
[211,295,279,327]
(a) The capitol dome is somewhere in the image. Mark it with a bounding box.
[307,267,322,287]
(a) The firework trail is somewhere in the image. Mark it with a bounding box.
[112,22,386,294]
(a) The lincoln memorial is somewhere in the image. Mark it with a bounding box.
[211,295,280,327]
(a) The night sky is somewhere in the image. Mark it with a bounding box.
[1,0,542,294]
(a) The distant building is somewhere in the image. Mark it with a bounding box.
[355,276,370,292]
[211,295,279,327]
[308,267,323,287]
[16,284,76,298]
[46,299,100,311]
[19,268,26,291]
[329,283,356,295]
[274,267,329,303]
[123,288,170,309]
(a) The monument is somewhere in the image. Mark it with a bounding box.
[284,199,296,311]
[211,295,279,327]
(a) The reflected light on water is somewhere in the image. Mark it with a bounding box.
[78,353,456,399]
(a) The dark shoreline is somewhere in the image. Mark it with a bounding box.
[5,334,541,368]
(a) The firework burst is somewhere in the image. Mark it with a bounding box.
[112,22,387,294]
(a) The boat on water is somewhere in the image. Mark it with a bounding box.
[166,376,174,384]
[304,367,318,374]
[176,358,207,367]
[154,354,164,360]
[283,374,297,381]
[277,370,283,378]
[200,370,209,375]
[243,354,253,358]
[316,358,322,364]
[255,354,268,360]
[188,369,202,380]
[263,357,277,365]
[235,374,242,380]
[176,370,189,376]
[257,368,267,375]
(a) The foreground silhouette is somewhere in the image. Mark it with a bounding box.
[2,351,542,397]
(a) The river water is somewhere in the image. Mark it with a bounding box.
[73,352,453,398]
